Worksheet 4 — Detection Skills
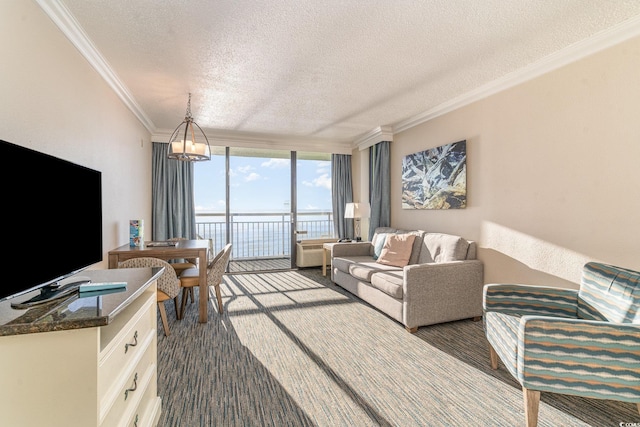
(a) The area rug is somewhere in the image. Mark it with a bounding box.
[156,268,639,426]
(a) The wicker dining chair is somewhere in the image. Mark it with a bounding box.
[179,243,232,317]
[167,237,198,276]
[119,257,181,336]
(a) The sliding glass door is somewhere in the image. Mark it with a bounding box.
[194,147,334,272]
[296,152,334,239]
[228,147,292,271]
[193,146,227,258]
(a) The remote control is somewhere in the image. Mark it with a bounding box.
[79,282,127,292]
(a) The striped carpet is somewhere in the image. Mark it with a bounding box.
[156,268,639,426]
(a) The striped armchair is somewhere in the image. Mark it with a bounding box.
[483,262,640,427]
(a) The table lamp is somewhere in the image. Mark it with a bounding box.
[344,202,370,241]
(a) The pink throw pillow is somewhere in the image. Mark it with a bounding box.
[376,234,416,267]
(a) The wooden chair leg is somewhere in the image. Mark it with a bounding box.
[158,301,170,336]
[214,284,224,314]
[523,387,540,427]
[180,289,189,318]
[489,343,499,370]
[405,326,418,333]
[174,296,181,320]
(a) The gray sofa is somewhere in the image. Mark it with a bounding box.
[330,227,484,332]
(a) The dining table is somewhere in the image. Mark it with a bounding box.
[108,239,210,323]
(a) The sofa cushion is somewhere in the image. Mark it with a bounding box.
[349,259,400,281]
[370,271,404,299]
[332,256,362,274]
[349,263,380,282]
[377,233,416,267]
[408,231,425,265]
[373,227,397,238]
[418,233,470,263]
[332,256,398,281]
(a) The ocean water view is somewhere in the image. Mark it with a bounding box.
[196,212,335,259]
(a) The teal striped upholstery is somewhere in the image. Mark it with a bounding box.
[578,262,640,322]
[518,316,640,401]
[484,311,520,378]
[483,262,640,425]
[484,284,578,318]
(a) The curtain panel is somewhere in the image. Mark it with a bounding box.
[151,142,197,240]
[331,154,353,239]
[369,141,391,241]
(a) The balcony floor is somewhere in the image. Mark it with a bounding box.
[228,257,292,272]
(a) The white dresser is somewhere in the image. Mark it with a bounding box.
[0,268,162,427]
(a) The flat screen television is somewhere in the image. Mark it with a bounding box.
[0,139,103,308]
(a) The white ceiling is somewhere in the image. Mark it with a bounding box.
[39,0,640,149]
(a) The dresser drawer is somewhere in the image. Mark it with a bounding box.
[123,378,161,427]
[98,293,155,398]
[100,341,156,427]
[0,271,161,427]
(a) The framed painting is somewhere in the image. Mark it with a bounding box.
[402,140,466,209]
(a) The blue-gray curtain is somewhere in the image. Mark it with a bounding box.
[331,154,353,239]
[151,142,197,240]
[369,141,391,241]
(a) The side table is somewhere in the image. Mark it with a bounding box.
[322,242,338,276]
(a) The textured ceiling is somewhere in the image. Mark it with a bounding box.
[51,0,640,145]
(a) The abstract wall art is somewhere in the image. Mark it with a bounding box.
[402,140,466,209]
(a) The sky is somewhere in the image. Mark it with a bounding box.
[194,155,332,214]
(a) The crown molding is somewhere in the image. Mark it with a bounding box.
[37,0,640,147]
[152,128,353,154]
[36,0,352,152]
[36,0,351,152]
[36,0,156,133]
[352,126,394,151]
[393,15,640,134]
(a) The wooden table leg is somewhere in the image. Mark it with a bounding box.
[198,248,208,323]
[108,254,118,269]
[322,247,328,276]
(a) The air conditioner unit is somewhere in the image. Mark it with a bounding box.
[295,238,336,268]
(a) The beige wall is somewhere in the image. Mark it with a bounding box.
[391,35,640,288]
[0,1,152,270]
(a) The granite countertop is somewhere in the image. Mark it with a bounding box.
[0,267,162,337]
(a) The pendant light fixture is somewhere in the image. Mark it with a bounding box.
[167,93,211,161]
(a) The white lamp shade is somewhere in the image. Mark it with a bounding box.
[195,142,210,156]
[344,202,370,219]
[171,141,184,153]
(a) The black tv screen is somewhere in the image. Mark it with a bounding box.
[0,139,103,302]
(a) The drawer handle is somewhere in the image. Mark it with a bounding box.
[134,414,139,427]
[124,373,138,400]
[125,330,138,353]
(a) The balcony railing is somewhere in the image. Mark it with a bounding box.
[196,211,335,260]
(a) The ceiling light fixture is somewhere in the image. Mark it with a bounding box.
[167,93,211,161]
